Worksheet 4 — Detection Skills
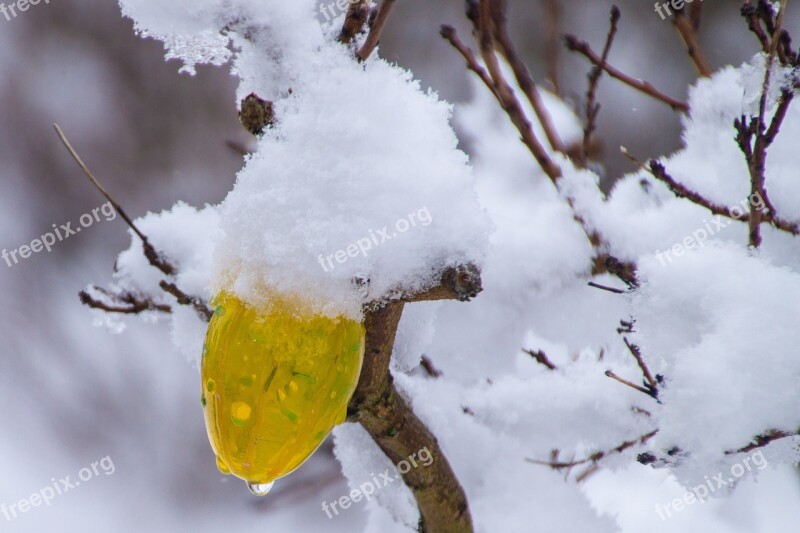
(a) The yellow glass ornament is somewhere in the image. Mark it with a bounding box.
[201,291,365,495]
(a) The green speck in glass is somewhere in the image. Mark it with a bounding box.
[281,407,299,422]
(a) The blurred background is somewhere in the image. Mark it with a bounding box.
[0,1,797,531]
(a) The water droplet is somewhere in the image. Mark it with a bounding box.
[214,304,226,317]
[247,481,275,496]
[288,380,299,393]
[277,388,287,402]
[216,456,231,475]
[200,394,207,407]
[231,401,252,426]
[330,391,338,399]
[205,379,215,392]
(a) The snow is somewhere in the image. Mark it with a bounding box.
[106,1,800,531]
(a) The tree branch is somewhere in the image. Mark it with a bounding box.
[357,0,396,62]
[348,265,481,532]
[564,35,689,114]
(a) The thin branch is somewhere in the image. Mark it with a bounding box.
[522,349,558,371]
[79,286,171,315]
[627,150,800,238]
[582,6,620,164]
[440,25,500,100]
[527,429,658,470]
[57,124,216,321]
[623,337,658,395]
[673,10,713,77]
[648,160,745,220]
[746,0,791,247]
[54,124,177,276]
[587,281,625,294]
[564,35,689,114]
[726,428,799,454]
[544,0,562,95]
[356,0,396,61]
[159,281,213,322]
[489,0,565,152]
[605,370,654,398]
[420,355,443,378]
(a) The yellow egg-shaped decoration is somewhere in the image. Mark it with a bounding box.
[201,291,365,494]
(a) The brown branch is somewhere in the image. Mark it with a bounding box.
[587,281,625,294]
[489,0,565,152]
[673,11,713,77]
[445,10,637,282]
[54,124,177,277]
[741,1,772,54]
[623,337,658,395]
[527,429,658,470]
[564,35,689,114]
[581,6,620,165]
[159,281,213,322]
[544,0,562,96]
[440,25,500,100]
[747,0,792,248]
[605,370,654,398]
[648,161,745,220]
[420,355,443,378]
[356,0,396,62]
[348,265,481,532]
[523,349,558,371]
[79,286,171,315]
[726,428,799,454]
[469,1,563,183]
[630,152,799,238]
[690,2,703,30]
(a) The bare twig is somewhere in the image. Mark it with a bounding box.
[544,0,562,95]
[468,2,563,182]
[581,6,620,164]
[159,281,213,322]
[747,0,790,247]
[523,349,558,371]
[489,0,565,152]
[356,0,396,61]
[605,370,654,398]
[623,337,658,395]
[587,281,625,294]
[420,355,443,378]
[673,10,713,77]
[79,286,171,315]
[726,428,799,454]
[440,25,500,100]
[54,124,176,276]
[564,35,690,114]
[57,125,216,321]
[527,429,658,470]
